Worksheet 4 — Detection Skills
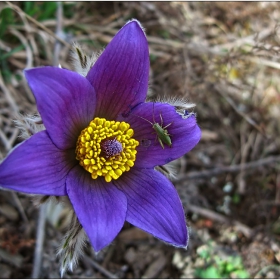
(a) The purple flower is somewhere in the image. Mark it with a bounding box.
[0,20,201,252]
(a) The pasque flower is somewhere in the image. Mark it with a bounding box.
[0,20,200,253]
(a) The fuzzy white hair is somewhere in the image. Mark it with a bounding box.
[70,42,101,77]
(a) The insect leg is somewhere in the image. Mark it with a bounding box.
[159,112,164,126]
[158,137,165,149]
[163,122,172,130]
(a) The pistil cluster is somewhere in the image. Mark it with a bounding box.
[76,117,139,182]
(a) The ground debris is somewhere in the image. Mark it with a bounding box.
[142,254,167,278]
[118,227,151,243]
[0,248,23,268]
[0,1,279,278]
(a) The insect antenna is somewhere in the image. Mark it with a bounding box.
[152,102,156,124]
[129,111,153,126]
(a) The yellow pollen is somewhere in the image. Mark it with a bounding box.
[76,117,139,183]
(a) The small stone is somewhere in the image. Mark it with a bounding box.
[124,247,137,264]
[182,265,195,278]
[266,271,275,278]
[172,251,182,266]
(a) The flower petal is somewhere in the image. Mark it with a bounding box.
[0,131,76,195]
[25,67,97,150]
[119,102,201,168]
[114,168,188,247]
[66,165,127,252]
[86,20,149,120]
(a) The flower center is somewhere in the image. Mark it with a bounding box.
[76,117,139,182]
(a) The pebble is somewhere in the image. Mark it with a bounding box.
[124,247,137,264]
[266,271,275,278]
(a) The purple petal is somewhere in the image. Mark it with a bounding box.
[25,67,97,150]
[114,168,188,247]
[0,131,76,195]
[86,20,149,120]
[119,102,201,168]
[66,165,127,252]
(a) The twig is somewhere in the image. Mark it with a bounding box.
[83,253,118,279]
[187,204,253,238]
[102,246,115,268]
[31,203,47,278]
[53,2,63,66]
[248,56,280,70]
[6,1,70,48]
[214,82,266,136]
[176,155,280,183]
[250,200,280,213]
[237,128,257,194]
[11,192,29,223]
[210,27,273,53]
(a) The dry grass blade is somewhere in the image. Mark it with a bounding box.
[187,204,253,238]
[176,155,280,182]
[11,192,29,223]
[6,1,70,47]
[53,1,63,66]
[83,253,118,279]
[31,203,47,278]
[8,28,33,68]
[0,72,18,112]
[214,83,266,136]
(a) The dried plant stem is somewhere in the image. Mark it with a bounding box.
[176,155,280,183]
[31,203,47,278]
[8,27,33,68]
[187,204,252,238]
[83,253,118,279]
[11,192,29,223]
[53,2,63,66]
[248,57,280,70]
[210,27,273,53]
[214,83,265,136]
[6,1,70,48]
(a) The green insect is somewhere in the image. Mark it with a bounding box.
[136,104,172,149]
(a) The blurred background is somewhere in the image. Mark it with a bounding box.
[0,2,280,278]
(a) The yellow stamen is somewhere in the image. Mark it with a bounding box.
[76,117,139,182]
